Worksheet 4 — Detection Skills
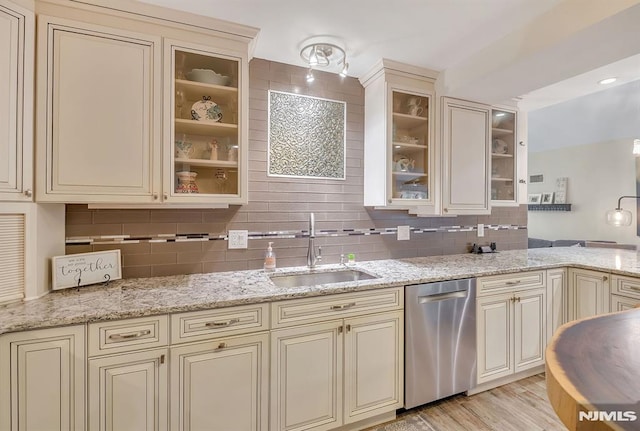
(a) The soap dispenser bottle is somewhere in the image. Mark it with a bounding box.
[264,242,276,272]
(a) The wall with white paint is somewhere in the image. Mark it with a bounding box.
[528,139,640,245]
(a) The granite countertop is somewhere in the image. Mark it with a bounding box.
[1,247,640,335]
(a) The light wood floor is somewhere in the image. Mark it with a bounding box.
[366,374,566,431]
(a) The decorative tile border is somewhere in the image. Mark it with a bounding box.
[66,225,527,246]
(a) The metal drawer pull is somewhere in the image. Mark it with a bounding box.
[330,302,356,310]
[108,329,151,341]
[505,280,522,286]
[217,342,227,349]
[205,318,240,328]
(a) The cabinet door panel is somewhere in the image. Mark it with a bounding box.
[39,17,160,201]
[442,98,490,215]
[344,311,403,424]
[0,0,33,201]
[171,333,268,431]
[271,322,342,431]
[88,349,167,431]
[477,294,512,383]
[514,288,545,372]
[547,268,566,342]
[0,326,85,431]
[568,269,609,321]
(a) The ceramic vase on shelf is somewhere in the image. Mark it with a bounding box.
[176,171,199,193]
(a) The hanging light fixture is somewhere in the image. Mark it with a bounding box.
[605,195,640,226]
[300,42,348,80]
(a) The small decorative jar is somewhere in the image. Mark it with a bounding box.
[176,171,199,193]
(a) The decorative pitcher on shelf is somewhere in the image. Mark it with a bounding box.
[176,171,199,193]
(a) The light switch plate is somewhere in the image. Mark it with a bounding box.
[477,223,485,237]
[228,230,248,249]
[397,225,410,241]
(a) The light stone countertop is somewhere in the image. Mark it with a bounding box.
[1,247,640,335]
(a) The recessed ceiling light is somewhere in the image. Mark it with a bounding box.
[598,77,617,85]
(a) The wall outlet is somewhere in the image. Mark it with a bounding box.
[397,225,410,241]
[477,223,485,237]
[228,230,249,249]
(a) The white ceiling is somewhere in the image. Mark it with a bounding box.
[140,0,640,108]
[139,0,561,76]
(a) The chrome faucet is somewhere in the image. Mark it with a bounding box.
[307,213,321,268]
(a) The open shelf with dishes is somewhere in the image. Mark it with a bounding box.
[490,109,517,203]
[168,45,243,202]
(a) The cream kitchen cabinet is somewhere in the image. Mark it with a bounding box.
[546,268,567,341]
[441,97,491,215]
[610,274,640,311]
[0,325,85,431]
[163,39,248,205]
[476,273,546,385]
[270,288,403,431]
[611,295,638,311]
[0,0,34,202]
[36,14,162,203]
[171,332,269,431]
[88,349,168,431]
[361,59,439,214]
[568,268,610,321]
[170,304,270,431]
[87,315,169,431]
[490,107,519,205]
[34,0,256,206]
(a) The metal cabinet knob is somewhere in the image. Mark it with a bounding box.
[153,194,159,200]
[24,189,33,197]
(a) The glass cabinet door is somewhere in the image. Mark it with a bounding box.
[168,44,242,201]
[490,109,516,203]
[390,91,430,202]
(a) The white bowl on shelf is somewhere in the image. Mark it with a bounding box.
[186,69,230,86]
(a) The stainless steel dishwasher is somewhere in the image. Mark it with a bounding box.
[405,278,476,409]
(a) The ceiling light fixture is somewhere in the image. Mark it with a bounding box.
[300,42,348,79]
[598,77,617,85]
[606,195,639,226]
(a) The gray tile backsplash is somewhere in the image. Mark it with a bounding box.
[65,58,527,278]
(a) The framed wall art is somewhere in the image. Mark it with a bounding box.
[268,90,346,180]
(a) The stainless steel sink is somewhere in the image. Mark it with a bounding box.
[269,269,377,288]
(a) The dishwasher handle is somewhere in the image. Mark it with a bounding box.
[418,290,467,303]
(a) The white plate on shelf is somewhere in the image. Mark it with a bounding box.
[492,139,508,154]
[191,97,222,122]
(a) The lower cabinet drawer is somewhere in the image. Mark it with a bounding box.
[88,315,168,357]
[477,271,546,296]
[171,303,269,344]
[611,275,640,301]
[271,287,402,328]
[611,294,640,312]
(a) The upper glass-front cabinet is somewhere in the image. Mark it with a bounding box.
[390,90,430,203]
[165,41,247,204]
[361,60,437,214]
[490,109,517,205]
